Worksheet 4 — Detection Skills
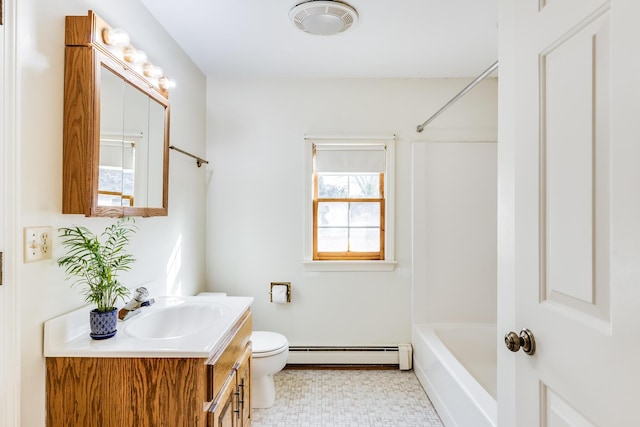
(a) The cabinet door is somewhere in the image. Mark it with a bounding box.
[208,371,237,427]
[236,344,252,427]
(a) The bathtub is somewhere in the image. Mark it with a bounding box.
[412,323,497,427]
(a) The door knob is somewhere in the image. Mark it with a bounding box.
[504,328,536,355]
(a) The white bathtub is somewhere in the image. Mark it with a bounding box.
[412,323,497,427]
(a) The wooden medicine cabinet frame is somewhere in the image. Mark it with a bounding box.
[63,10,170,217]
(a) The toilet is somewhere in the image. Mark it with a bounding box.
[251,331,289,408]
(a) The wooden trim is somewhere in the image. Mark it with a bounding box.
[379,171,385,259]
[62,46,95,214]
[316,197,382,203]
[315,253,382,260]
[98,190,134,206]
[380,199,386,260]
[312,146,318,258]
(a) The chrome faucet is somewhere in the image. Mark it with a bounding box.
[118,287,154,320]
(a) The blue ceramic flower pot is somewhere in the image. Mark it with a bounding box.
[89,307,118,340]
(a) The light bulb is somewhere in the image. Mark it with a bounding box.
[102,28,130,46]
[143,62,163,78]
[158,76,176,90]
[123,46,147,64]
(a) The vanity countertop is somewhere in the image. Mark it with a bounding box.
[44,295,253,358]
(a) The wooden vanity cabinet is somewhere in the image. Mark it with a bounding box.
[237,345,252,427]
[209,344,252,427]
[45,310,252,427]
[207,314,252,427]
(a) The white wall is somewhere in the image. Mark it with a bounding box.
[15,0,207,425]
[206,78,497,347]
[412,142,497,324]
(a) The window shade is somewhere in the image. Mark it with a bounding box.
[314,143,386,173]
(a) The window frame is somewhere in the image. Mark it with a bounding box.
[313,171,385,260]
[303,135,396,272]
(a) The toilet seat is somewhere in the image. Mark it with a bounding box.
[252,331,288,358]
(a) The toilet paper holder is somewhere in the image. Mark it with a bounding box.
[270,282,291,303]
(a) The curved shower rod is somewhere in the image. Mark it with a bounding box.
[416,60,498,133]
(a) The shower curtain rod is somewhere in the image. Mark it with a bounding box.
[416,60,498,133]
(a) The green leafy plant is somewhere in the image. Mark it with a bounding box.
[57,217,137,312]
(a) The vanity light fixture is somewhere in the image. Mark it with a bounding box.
[289,0,358,36]
[101,26,176,94]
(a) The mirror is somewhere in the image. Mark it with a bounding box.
[63,11,170,217]
[98,66,165,209]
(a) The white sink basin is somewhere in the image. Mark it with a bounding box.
[44,295,253,357]
[124,302,226,339]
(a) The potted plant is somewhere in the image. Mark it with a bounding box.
[57,217,137,339]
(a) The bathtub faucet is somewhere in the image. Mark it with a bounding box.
[118,287,154,321]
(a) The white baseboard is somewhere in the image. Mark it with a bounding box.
[287,344,412,369]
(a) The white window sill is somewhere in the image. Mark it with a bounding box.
[302,260,397,272]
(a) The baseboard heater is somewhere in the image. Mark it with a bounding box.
[287,344,412,370]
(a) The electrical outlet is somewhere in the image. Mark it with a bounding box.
[24,226,53,263]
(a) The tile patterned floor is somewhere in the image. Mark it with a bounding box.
[252,369,444,427]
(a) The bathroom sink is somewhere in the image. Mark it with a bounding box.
[44,295,254,357]
[124,302,226,339]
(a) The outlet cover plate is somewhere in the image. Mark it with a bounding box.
[24,226,53,263]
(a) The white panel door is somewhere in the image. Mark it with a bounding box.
[500,0,640,426]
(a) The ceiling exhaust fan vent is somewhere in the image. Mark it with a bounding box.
[289,1,359,36]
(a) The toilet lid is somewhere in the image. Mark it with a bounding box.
[252,331,288,356]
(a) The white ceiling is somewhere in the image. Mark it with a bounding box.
[139,0,498,79]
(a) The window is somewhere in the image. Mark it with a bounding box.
[304,136,396,270]
[98,137,137,207]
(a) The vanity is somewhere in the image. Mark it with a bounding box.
[44,296,253,427]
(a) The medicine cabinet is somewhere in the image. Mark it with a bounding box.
[63,11,170,217]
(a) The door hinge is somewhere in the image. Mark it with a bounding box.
[0,251,3,286]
